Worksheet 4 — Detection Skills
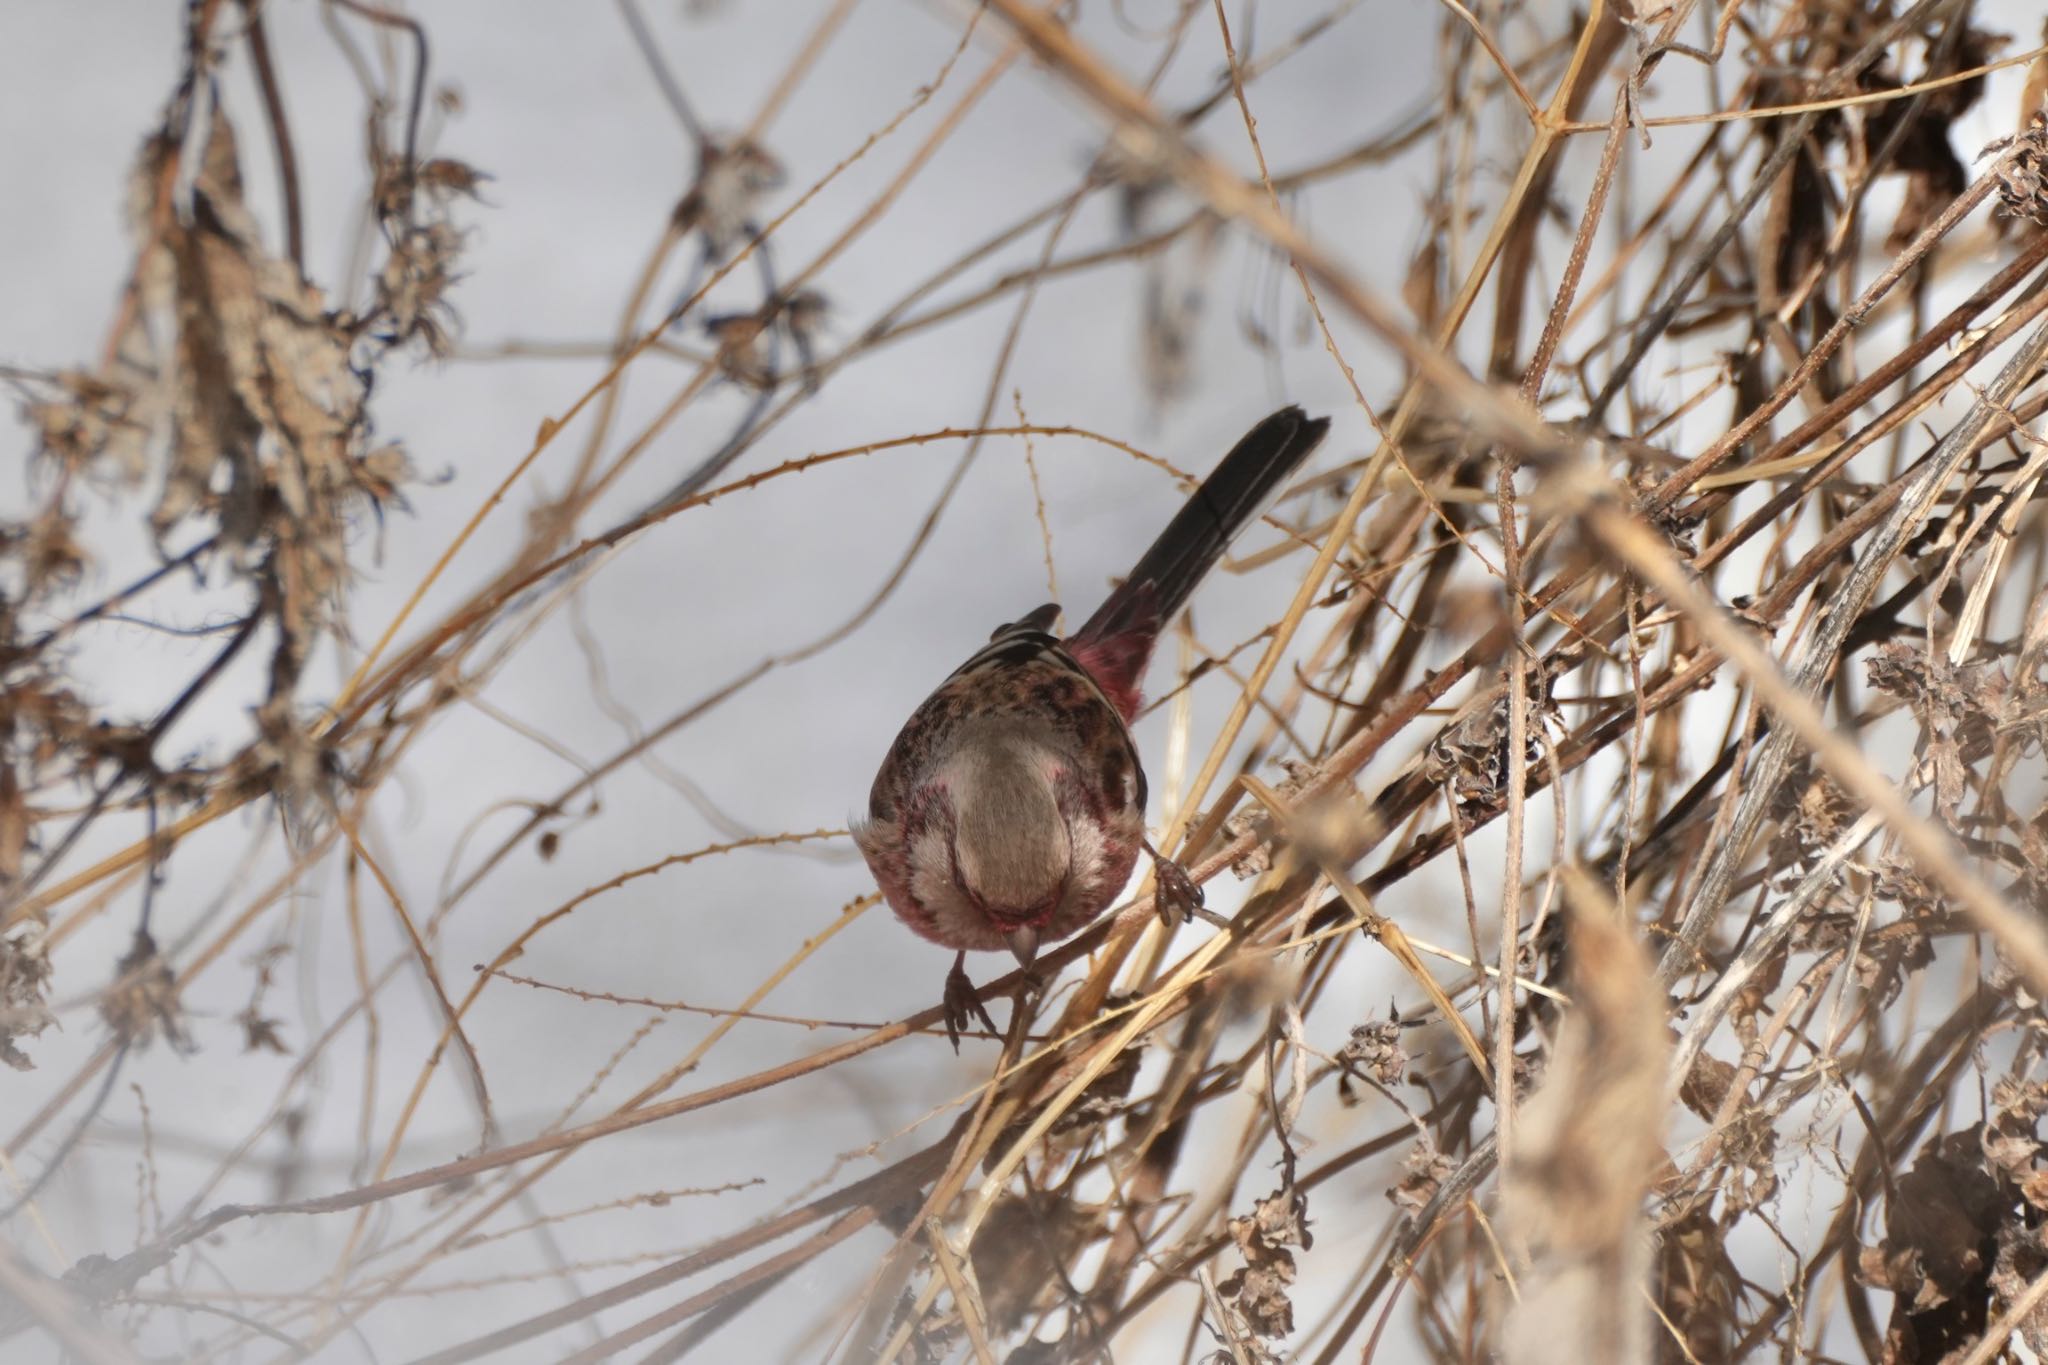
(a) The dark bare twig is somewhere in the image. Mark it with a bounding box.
[238,0,304,271]
[614,0,706,145]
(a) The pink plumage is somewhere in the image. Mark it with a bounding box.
[854,407,1330,1046]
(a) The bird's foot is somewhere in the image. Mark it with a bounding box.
[943,954,998,1052]
[1154,857,1205,926]
[1144,839,1208,927]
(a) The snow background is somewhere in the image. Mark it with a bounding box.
[2,0,2039,1359]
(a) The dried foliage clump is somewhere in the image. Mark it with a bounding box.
[10,1,2048,1362]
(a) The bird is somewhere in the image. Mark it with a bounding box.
[853,407,1331,1047]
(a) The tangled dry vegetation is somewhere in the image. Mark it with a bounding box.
[7,0,2048,1361]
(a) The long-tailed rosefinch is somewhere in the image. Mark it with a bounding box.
[855,407,1330,1045]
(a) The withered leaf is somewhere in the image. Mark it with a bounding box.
[968,1194,1099,1335]
[1861,1129,2005,1361]
[0,921,57,1072]
[1217,1185,1312,1340]
[1390,1140,1456,1217]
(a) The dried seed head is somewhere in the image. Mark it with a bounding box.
[1338,1017,1409,1091]
[1992,124,2048,226]
[100,930,194,1054]
[705,312,773,388]
[672,137,784,257]
[375,221,467,356]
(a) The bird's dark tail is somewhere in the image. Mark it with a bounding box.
[1075,406,1330,648]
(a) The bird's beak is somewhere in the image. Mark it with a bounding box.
[1006,925,1039,968]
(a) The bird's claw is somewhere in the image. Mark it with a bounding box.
[1153,855,1205,927]
[943,959,998,1052]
